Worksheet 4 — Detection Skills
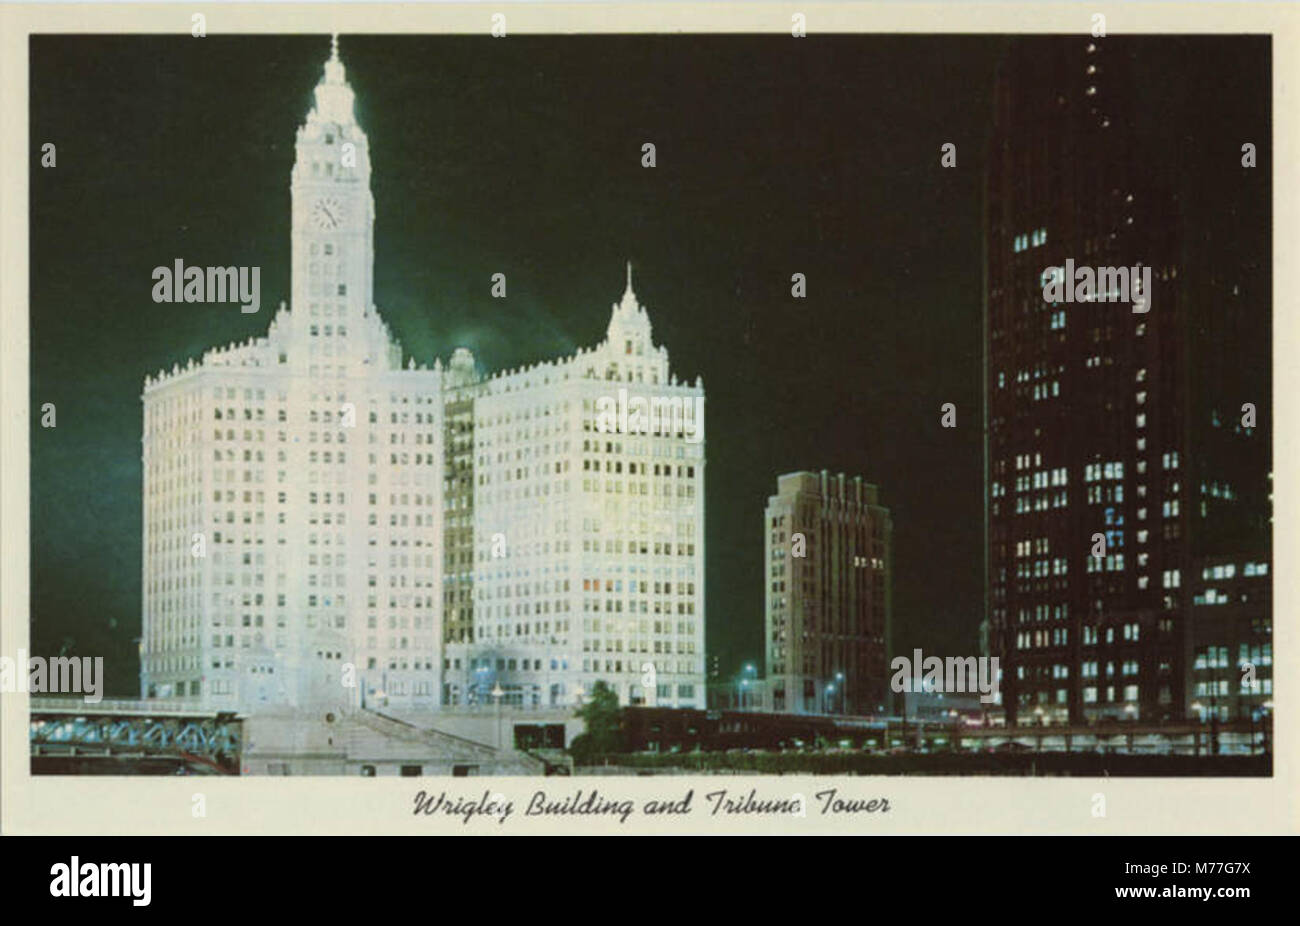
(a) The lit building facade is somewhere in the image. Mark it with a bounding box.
[142,40,705,713]
[442,270,707,710]
[764,471,891,716]
[1186,554,1271,723]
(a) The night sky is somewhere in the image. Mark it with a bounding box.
[30,35,1267,696]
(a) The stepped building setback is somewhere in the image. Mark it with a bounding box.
[140,38,706,715]
[763,471,892,716]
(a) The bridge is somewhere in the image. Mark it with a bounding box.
[29,697,243,775]
[621,706,1272,757]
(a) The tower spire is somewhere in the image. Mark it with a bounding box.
[322,33,345,83]
[314,33,355,123]
[625,260,634,298]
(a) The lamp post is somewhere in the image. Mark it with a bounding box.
[492,682,505,750]
[471,664,488,708]
[544,635,558,708]
[733,663,755,712]
[1192,700,1205,756]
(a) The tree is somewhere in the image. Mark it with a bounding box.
[571,680,625,762]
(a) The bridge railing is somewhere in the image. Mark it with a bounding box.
[29,696,212,715]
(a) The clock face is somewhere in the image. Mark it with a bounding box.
[311,197,343,230]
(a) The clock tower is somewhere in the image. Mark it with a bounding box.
[290,35,375,345]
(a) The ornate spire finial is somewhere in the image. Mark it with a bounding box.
[625,260,634,297]
[316,32,355,121]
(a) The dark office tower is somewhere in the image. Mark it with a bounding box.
[1166,38,1272,725]
[987,37,1184,727]
[984,37,1270,728]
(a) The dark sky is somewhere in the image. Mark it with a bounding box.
[30,35,1267,696]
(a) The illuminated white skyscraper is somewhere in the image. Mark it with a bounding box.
[141,39,706,714]
[443,268,707,710]
[142,39,443,712]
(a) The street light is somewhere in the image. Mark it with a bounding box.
[735,663,758,712]
[492,682,505,750]
[835,671,846,715]
[543,635,556,708]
